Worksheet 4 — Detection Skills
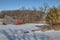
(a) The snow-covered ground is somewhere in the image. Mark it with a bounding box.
[0,24,60,40]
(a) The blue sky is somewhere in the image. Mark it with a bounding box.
[0,0,60,11]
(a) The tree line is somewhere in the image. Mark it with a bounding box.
[0,4,60,24]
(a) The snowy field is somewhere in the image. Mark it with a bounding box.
[0,24,60,40]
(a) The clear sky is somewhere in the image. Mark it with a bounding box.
[0,0,60,11]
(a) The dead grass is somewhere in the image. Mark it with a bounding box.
[41,24,60,31]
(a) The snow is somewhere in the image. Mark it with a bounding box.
[0,24,59,40]
[44,30,55,32]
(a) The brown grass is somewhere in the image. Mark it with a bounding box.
[41,24,60,31]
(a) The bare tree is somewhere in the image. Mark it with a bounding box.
[39,3,49,13]
[21,6,26,10]
[33,7,37,11]
[39,7,43,12]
